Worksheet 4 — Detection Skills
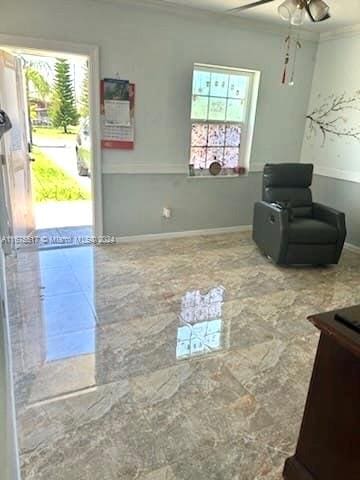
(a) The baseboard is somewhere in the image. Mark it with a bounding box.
[115,229,360,252]
[344,242,360,254]
[115,225,252,243]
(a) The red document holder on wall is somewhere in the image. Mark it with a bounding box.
[100,80,135,149]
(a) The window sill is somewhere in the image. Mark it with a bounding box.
[186,174,248,179]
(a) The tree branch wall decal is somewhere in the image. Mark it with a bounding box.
[306,91,360,146]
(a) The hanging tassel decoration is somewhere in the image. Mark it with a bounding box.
[281,35,291,85]
[289,36,302,86]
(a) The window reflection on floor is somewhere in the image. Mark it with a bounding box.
[177,286,227,359]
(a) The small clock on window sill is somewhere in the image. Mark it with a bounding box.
[209,161,222,176]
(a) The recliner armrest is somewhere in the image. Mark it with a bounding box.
[255,201,290,226]
[253,201,290,263]
[313,203,346,230]
[313,202,346,263]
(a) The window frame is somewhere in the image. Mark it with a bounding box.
[189,63,260,177]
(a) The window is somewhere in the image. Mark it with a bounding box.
[189,64,259,177]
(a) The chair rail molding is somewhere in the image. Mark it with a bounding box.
[313,166,360,184]
[102,162,186,174]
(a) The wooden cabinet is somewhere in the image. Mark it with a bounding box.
[283,305,360,480]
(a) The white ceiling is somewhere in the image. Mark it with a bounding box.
[157,0,360,32]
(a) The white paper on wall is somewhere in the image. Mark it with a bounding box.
[104,99,130,126]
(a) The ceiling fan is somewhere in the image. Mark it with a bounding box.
[228,0,331,26]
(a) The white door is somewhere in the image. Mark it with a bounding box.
[0,49,34,240]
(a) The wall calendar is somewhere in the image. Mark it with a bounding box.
[100,78,135,149]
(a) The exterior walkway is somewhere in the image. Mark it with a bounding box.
[32,201,93,249]
[35,200,92,229]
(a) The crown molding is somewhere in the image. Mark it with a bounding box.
[320,23,360,43]
[85,0,319,42]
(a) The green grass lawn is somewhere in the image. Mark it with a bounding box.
[32,126,79,142]
[31,147,91,202]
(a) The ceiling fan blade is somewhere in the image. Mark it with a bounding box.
[227,0,275,14]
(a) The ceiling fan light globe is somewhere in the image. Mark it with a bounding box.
[278,4,291,21]
[278,0,302,22]
[291,6,305,25]
[307,0,330,21]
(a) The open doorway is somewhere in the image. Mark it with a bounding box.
[26,52,92,247]
[0,35,101,480]
[0,42,99,251]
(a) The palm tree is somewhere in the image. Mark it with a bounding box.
[22,56,52,144]
[25,67,51,103]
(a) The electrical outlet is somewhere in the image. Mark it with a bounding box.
[162,207,172,219]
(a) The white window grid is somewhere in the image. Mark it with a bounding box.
[189,64,256,172]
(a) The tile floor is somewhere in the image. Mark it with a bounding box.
[30,226,93,249]
[5,232,360,479]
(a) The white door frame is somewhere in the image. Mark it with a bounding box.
[0,247,21,480]
[0,34,103,237]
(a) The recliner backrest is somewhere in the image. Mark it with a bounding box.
[262,163,314,218]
